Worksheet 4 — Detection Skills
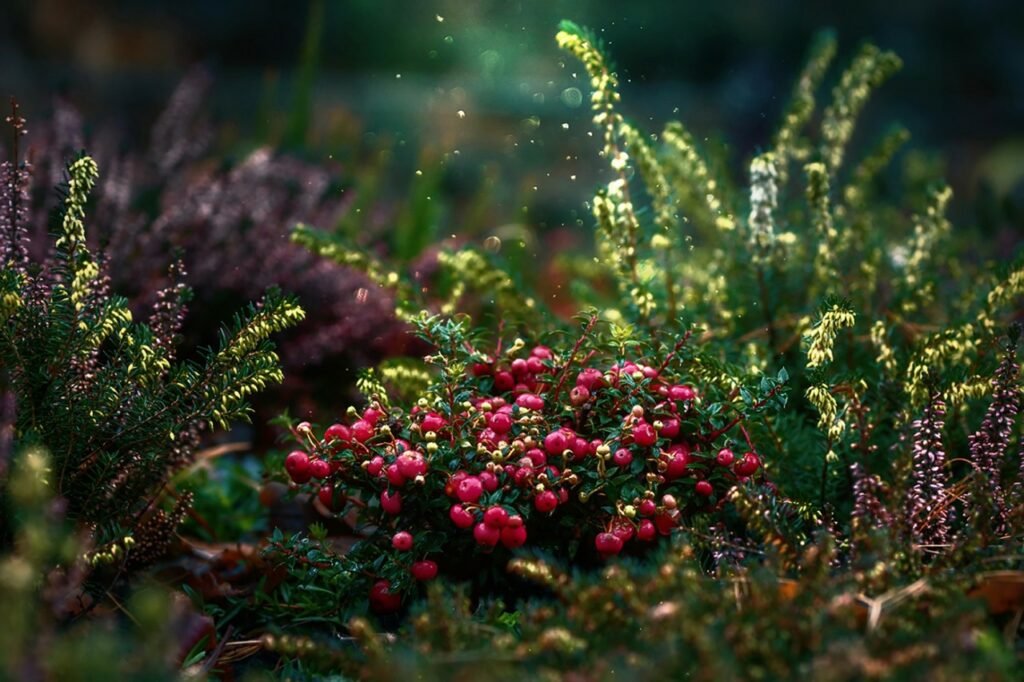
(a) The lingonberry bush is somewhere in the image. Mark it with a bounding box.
[269,312,785,615]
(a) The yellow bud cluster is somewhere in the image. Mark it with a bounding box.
[869,320,897,375]
[806,383,845,441]
[805,304,856,369]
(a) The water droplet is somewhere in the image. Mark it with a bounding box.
[484,236,502,253]
[355,288,369,304]
[444,35,454,44]
[436,14,444,22]
[561,87,583,108]
[415,169,423,176]
[395,73,402,79]
[561,122,570,130]
[457,110,466,119]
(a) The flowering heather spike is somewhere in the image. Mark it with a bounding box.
[748,153,779,260]
[850,462,892,533]
[907,393,950,544]
[149,259,190,363]
[967,340,1020,514]
[819,43,902,174]
[773,30,837,181]
[149,66,214,174]
[0,99,30,275]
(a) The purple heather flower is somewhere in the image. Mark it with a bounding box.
[907,393,950,544]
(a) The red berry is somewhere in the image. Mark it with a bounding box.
[493,371,515,392]
[669,384,696,401]
[595,532,624,556]
[654,511,678,535]
[570,385,591,406]
[369,579,401,613]
[664,452,690,480]
[515,393,544,410]
[511,358,529,376]
[351,419,374,443]
[500,524,528,548]
[576,368,604,390]
[695,480,714,497]
[489,412,514,434]
[633,422,658,447]
[479,470,499,492]
[363,407,383,425]
[531,345,553,360]
[526,356,545,374]
[570,437,590,461]
[473,522,501,546]
[411,560,438,581]
[318,485,343,511]
[716,448,735,467]
[396,450,427,479]
[638,499,657,516]
[284,451,312,484]
[324,423,351,444]
[543,430,568,455]
[534,490,558,513]
[483,506,509,528]
[449,504,475,529]
[734,452,761,477]
[421,412,446,433]
[525,448,547,468]
[612,448,633,468]
[380,490,402,515]
[456,476,484,504]
[385,463,406,486]
[610,517,635,542]
[366,455,385,477]
[471,362,492,377]
[660,418,680,439]
[392,531,414,551]
[309,458,331,480]
[636,519,656,541]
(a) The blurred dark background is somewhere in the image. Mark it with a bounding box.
[2,0,1023,226]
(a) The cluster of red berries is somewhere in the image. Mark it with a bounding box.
[282,340,763,612]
